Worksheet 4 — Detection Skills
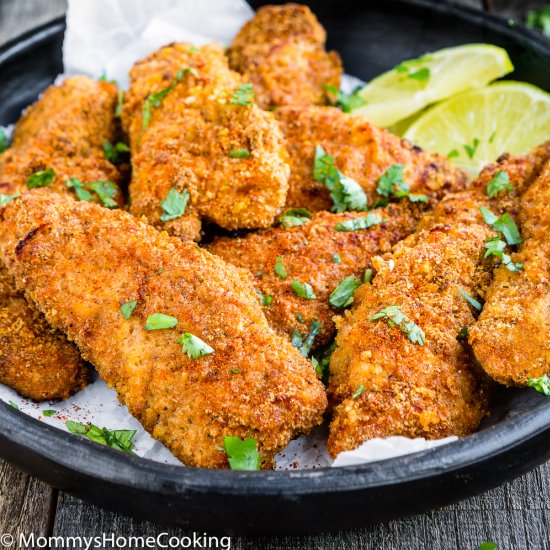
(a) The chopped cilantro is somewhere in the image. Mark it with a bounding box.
[103,141,130,164]
[457,287,482,312]
[313,145,367,212]
[66,178,119,208]
[178,333,215,359]
[352,384,365,399]
[527,375,550,396]
[363,269,373,283]
[144,313,178,330]
[457,326,469,341]
[325,85,368,113]
[487,170,513,198]
[334,212,387,232]
[255,288,272,307]
[371,305,425,345]
[160,188,189,222]
[292,320,323,357]
[477,543,497,550]
[274,255,287,279]
[0,192,20,207]
[230,83,254,106]
[27,168,55,188]
[43,410,56,417]
[332,253,342,263]
[115,89,124,118]
[0,128,9,153]
[463,138,480,160]
[480,207,522,245]
[66,421,136,453]
[448,149,459,159]
[230,368,240,374]
[395,57,432,82]
[329,275,361,308]
[295,313,305,323]
[280,208,311,228]
[228,148,251,159]
[526,6,550,36]
[120,300,137,320]
[488,130,497,144]
[291,281,316,299]
[223,436,260,470]
[484,236,523,272]
[376,164,428,203]
[98,72,116,84]
[8,401,18,409]
[313,340,335,385]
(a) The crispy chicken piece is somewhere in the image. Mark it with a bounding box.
[274,106,469,211]
[326,146,550,457]
[469,158,550,385]
[208,204,423,350]
[228,4,342,109]
[122,43,290,242]
[0,76,123,401]
[0,191,326,469]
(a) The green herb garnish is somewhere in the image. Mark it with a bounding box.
[27,168,55,188]
[178,333,215,359]
[43,410,56,417]
[329,275,361,308]
[144,313,178,330]
[0,128,9,153]
[230,83,254,106]
[115,89,124,118]
[395,57,432,82]
[8,401,18,409]
[371,305,425,345]
[457,287,482,312]
[295,313,305,323]
[228,148,251,159]
[103,141,130,164]
[463,138,480,160]
[120,300,137,320]
[486,170,513,198]
[223,436,260,470]
[334,212,387,232]
[526,6,550,36]
[376,164,428,203]
[313,145,367,212]
[448,149,459,159]
[363,269,373,283]
[0,192,20,207]
[274,255,287,279]
[66,178,119,208]
[291,281,316,299]
[527,375,550,396]
[280,208,311,228]
[255,289,272,307]
[484,237,523,272]
[160,188,189,222]
[480,207,522,245]
[66,421,136,453]
[332,253,342,263]
[352,384,365,399]
[325,85,368,113]
[292,320,323,357]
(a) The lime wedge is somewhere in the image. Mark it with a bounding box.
[353,44,513,127]
[404,81,550,176]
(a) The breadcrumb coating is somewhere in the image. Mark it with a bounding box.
[122,43,290,241]
[0,191,326,468]
[228,4,342,109]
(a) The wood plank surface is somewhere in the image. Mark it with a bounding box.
[0,1,548,549]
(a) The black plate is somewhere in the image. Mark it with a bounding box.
[0,0,549,536]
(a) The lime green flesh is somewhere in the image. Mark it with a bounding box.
[353,44,513,127]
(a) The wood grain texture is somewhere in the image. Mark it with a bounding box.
[0,0,548,549]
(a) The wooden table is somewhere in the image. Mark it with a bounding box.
[0,1,548,548]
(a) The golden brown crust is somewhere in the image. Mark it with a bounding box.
[469,155,550,385]
[228,4,342,109]
[208,205,422,350]
[274,106,469,211]
[0,191,327,469]
[123,43,290,241]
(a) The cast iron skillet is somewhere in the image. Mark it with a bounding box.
[0,0,549,536]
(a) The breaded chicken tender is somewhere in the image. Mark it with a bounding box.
[0,76,124,400]
[122,43,290,242]
[228,4,342,109]
[469,157,550,385]
[0,191,326,469]
[274,106,469,211]
[208,204,423,350]
[326,147,550,457]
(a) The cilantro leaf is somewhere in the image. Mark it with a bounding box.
[448,149,459,159]
[526,6,550,36]
[115,89,124,118]
[0,128,9,153]
[27,168,55,188]
[313,145,367,212]
[329,275,362,308]
[223,436,260,470]
[352,384,365,398]
[464,138,480,160]
[313,340,335,385]
[332,253,342,263]
[255,289,272,307]
[325,85,368,113]
[8,401,18,409]
[43,410,56,417]
[457,287,482,312]
[487,170,513,198]
[291,281,316,299]
[371,305,425,345]
[177,333,215,359]
[477,544,497,550]
[480,207,522,245]
[144,313,178,330]
[66,421,137,453]
[103,141,130,164]
[66,178,119,208]
[228,148,251,159]
[230,83,254,106]
[363,269,373,283]
[160,188,190,222]
[484,237,523,272]
[376,164,428,203]
[527,375,550,396]
[280,208,311,228]
[274,255,287,279]
[120,300,137,320]
[334,212,387,232]
[0,192,20,207]
[292,320,323,357]
[395,57,432,82]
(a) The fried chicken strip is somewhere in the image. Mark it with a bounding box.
[0,76,124,400]
[228,4,342,109]
[327,145,550,456]
[208,204,423,350]
[469,157,550,385]
[274,106,469,211]
[122,43,290,242]
[0,191,326,469]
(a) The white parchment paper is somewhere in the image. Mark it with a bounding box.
[0,0,457,469]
